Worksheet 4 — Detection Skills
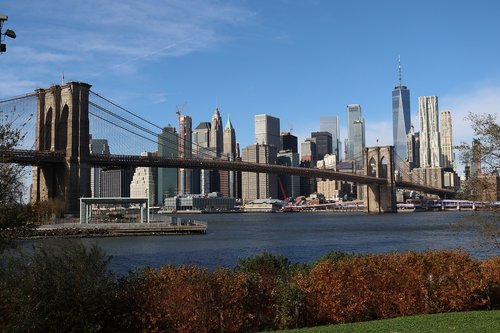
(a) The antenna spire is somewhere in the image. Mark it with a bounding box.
[398,55,402,86]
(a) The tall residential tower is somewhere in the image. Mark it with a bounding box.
[418,96,441,168]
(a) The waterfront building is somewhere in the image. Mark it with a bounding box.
[178,115,193,195]
[418,96,441,168]
[320,115,341,161]
[316,154,342,201]
[280,131,298,153]
[277,149,300,199]
[311,131,333,161]
[164,193,236,212]
[157,125,178,204]
[130,152,158,205]
[255,114,281,149]
[89,137,110,197]
[347,104,365,169]
[392,59,411,171]
[440,110,455,169]
[242,143,278,201]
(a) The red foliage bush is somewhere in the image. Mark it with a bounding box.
[298,251,488,325]
[481,256,500,307]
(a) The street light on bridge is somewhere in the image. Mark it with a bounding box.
[0,14,16,54]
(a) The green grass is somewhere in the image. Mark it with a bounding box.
[271,311,500,333]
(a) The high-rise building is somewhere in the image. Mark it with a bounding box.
[406,126,419,170]
[392,59,411,171]
[277,150,300,200]
[242,144,277,201]
[320,116,341,161]
[193,121,213,195]
[347,104,365,169]
[178,115,193,195]
[311,131,333,161]
[221,116,238,198]
[300,138,317,163]
[418,96,441,168]
[280,132,298,153]
[158,125,178,204]
[255,114,280,149]
[471,138,481,176]
[130,152,158,205]
[210,107,223,156]
[440,110,454,169]
[89,137,110,198]
[100,167,134,197]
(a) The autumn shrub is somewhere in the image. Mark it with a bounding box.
[298,250,488,326]
[0,242,115,332]
[125,265,248,333]
[481,256,500,308]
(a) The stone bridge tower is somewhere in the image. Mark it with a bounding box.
[364,146,397,213]
[31,82,91,216]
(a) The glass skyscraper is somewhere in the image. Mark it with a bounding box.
[347,104,365,169]
[392,61,411,171]
[320,116,341,161]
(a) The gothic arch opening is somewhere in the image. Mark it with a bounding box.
[368,156,376,176]
[380,156,388,179]
[44,107,53,150]
[56,104,68,151]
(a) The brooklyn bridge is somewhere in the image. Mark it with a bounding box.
[0,82,454,215]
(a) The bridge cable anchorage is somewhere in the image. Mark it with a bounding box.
[89,90,234,161]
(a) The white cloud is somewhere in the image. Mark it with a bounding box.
[441,86,500,146]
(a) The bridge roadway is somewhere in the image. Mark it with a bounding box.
[2,149,454,195]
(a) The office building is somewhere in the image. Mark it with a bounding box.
[255,114,280,149]
[157,125,178,204]
[242,144,277,201]
[406,126,419,170]
[311,131,333,161]
[277,150,300,199]
[280,132,298,153]
[301,138,317,163]
[392,59,411,171]
[316,154,342,201]
[130,152,158,205]
[89,137,110,198]
[471,139,481,176]
[440,110,454,169]
[320,115,341,161]
[193,121,214,195]
[100,167,134,198]
[418,96,441,168]
[347,104,365,169]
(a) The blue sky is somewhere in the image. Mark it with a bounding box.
[2,0,500,173]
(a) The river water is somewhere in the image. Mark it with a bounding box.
[25,211,498,275]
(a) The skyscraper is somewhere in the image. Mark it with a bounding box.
[242,144,277,201]
[311,131,333,161]
[392,59,411,170]
[280,132,298,153]
[347,104,365,169]
[221,116,238,198]
[89,137,110,198]
[210,107,223,157]
[157,125,178,203]
[320,116,341,161]
[130,151,158,205]
[178,114,193,195]
[418,96,441,168]
[193,121,213,195]
[440,110,454,169]
[255,114,280,149]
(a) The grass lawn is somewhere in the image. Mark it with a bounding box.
[271,310,500,333]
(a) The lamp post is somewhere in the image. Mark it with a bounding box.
[0,14,16,53]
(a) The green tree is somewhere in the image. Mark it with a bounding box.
[456,112,499,249]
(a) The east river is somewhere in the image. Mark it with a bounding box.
[24,211,499,275]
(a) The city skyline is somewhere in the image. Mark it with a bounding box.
[1,0,499,172]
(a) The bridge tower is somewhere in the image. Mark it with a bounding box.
[364,146,397,213]
[31,82,91,216]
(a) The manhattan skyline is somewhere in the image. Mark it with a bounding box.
[1,0,499,171]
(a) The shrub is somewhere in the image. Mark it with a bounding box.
[0,242,115,332]
[481,256,500,308]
